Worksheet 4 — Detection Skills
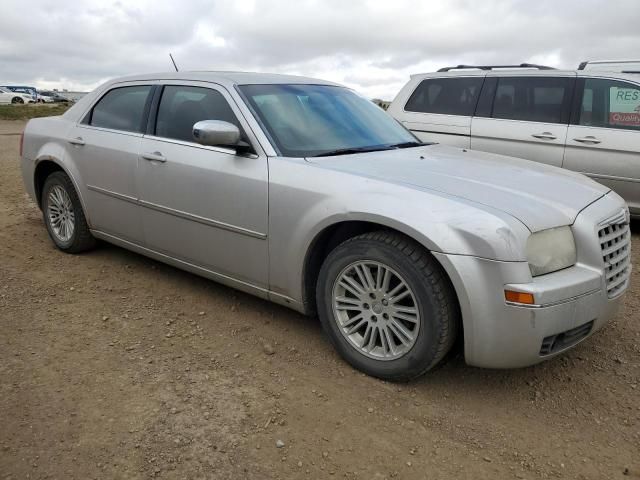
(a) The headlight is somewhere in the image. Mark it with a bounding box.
[526,226,576,276]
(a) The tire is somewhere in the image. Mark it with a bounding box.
[316,231,459,381]
[11,97,24,104]
[41,171,96,253]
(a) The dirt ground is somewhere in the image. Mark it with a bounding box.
[1,119,638,480]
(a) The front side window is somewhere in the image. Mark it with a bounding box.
[90,85,152,133]
[578,78,640,131]
[239,84,417,157]
[404,77,483,116]
[155,86,242,143]
[491,77,573,124]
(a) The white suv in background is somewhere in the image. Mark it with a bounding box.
[387,64,640,217]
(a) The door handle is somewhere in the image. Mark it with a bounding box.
[573,136,602,145]
[141,151,167,163]
[68,137,85,146]
[531,132,557,140]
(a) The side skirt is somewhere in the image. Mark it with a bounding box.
[90,230,303,312]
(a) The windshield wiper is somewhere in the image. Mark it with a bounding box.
[311,146,392,157]
[387,141,428,149]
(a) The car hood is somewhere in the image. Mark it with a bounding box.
[306,144,609,232]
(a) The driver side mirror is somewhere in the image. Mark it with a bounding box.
[192,120,252,154]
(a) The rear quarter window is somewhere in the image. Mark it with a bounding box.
[404,77,484,116]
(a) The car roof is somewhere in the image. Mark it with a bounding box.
[108,71,342,88]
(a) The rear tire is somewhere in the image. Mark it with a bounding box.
[316,231,459,381]
[41,172,96,253]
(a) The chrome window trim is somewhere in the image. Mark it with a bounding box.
[77,124,146,138]
[142,134,259,159]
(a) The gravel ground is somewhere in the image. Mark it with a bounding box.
[1,120,638,479]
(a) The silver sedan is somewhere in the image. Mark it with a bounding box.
[20,72,632,380]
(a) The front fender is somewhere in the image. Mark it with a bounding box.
[267,157,531,306]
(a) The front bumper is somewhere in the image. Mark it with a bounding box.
[434,193,631,369]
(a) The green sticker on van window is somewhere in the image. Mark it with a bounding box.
[610,87,640,126]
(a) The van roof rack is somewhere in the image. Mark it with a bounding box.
[437,63,556,72]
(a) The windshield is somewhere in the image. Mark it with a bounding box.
[239,84,418,157]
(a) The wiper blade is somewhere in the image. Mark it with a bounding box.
[387,141,427,149]
[311,146,392,157]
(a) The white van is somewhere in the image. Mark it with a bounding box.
[388,64,640,217]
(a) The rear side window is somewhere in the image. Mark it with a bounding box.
[577,78,640,131]
[404,77,483,116]
[491,77,573,124]
[90,86,152,133]
[155,86,241,143]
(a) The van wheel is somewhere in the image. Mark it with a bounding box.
[316,231,458,381]
[11,97,24,104]
[41,172,96,253]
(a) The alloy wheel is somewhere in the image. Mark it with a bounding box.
[47,185,75,242]
[332,260,420,360]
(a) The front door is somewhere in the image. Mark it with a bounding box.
[563,77,640,215]
[137,83,269,289]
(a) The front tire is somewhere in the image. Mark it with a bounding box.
[41,172,96,253]
[11,97,24,104]
[316,231,459,381]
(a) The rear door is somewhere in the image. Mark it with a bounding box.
[564,77,640,215]
[392,76,485,148]
[66,83,154,242]
[471,74,575,167]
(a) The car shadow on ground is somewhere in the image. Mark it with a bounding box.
[87,239,605,397]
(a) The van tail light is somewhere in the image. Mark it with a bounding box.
[19,131,24,157]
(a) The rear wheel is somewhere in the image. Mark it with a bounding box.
[11,97,24,104]
[42,172,96,253]
[316,231,459,381]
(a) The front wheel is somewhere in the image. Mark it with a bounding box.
[316,231,459,381]
[42,172,96,253]
[11,97,24,104]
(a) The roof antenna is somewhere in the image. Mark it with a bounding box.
[169,53,179,72]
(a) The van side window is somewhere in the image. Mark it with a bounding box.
[404,78,483,116]
[90,86,152,133]
[579,79,640,131]
[490,77,573,124]
[155,86,242,143]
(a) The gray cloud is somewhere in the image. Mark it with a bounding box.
[1,0,639,98]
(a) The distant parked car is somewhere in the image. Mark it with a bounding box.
[18,71,631,380]
[37,92,55,103]
[37,91,69,103]
[0,86,34,104]
[2,86,37,102]
[388,63,640,217]
[579,60,640,74]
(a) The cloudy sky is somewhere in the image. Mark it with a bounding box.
[1,0,639,99]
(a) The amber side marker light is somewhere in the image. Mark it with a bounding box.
[505,290,535,305]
